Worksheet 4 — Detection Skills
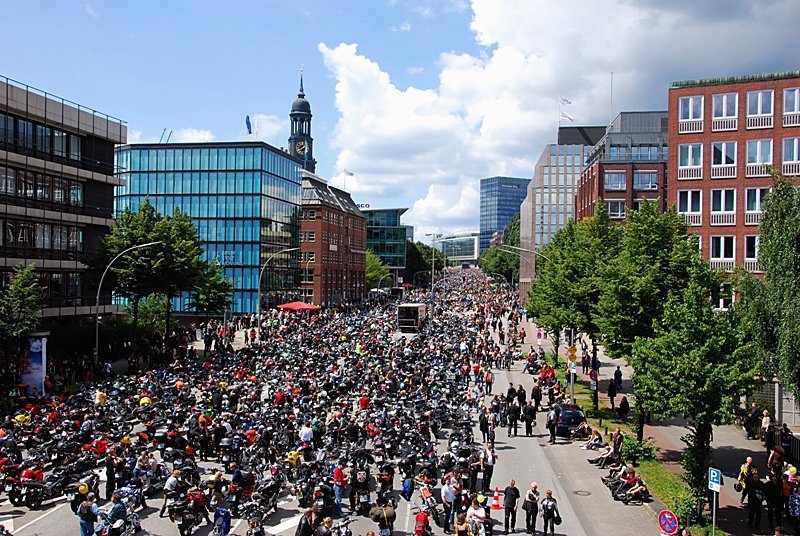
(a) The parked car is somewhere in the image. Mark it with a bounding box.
[555,404,586,437]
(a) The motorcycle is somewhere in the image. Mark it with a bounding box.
[94,510,142,536]
[168,489,207,536]
[355,487,371,517]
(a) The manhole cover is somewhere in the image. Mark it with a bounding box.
[573,490,591,496]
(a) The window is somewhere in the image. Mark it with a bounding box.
[609,146,627,160]
[745,187,770,212]
[744,235,759,260]
[748,90,773,116]
[785,88,800,114]
[784,137,800,163]
[679,96,703,120]
[604,172,626,190]
[710,236,735,260]
[53,130,67,157]
[677,189,702,226]
[633,172,658,190]
[69,134,81,161]
[604,200,625,219]
[746,139,772,164]
[307,231,315,242]
[711,189,735,212]
[679,144,702,167]
[0,167,15,195]
[712,141,736,166]
[712,93,738,119]
[712,282,734,309]
[307,210,316,221]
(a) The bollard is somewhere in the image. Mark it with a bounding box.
[599,418,602,428]
[605,427,609,437]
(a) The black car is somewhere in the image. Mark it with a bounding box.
[555,404,586,437]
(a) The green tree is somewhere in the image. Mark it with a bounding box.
[0,263,43,372]
[478,213,522,283]
[366,250,391,290]
[630,258,755,520]
[187,261,234,320]
[737,172,800,395]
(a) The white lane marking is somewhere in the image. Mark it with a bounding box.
[11,501,67,535]
[231,516,245,533]
[265,512,304,534]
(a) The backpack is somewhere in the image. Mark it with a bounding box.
[789,493,800,518]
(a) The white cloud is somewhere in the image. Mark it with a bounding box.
[172,128,215,143]
[320,0,800,234]
[406,66,424,75]
[249,114,283,142]
[81,4,98,18]
[391,21,412,32]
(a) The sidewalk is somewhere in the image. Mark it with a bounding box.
[514,317,773,536]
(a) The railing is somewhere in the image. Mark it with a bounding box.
[783,112,800,127]
[710,212,736,225]
[712,118,738,131]
[783,162,800,176]
[747,115,773,129]
[678,120,703,134]
[710,259,736,271]
[711,165,736,179]
[743,259,763,273]
[745,211,762,225]
[681,213,702,226]
[746,163,770,178]
[678,167,702,179]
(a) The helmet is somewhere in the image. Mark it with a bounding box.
[79,483,88,495]
[121,436,131,445]
[139,397,151,406]
[734,481,743,492]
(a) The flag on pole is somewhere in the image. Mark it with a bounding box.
[344,169,354,176]
[560,110,574,122]
[559,96,572,105]
[245,115,252,135]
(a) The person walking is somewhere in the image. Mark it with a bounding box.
[333,461,346,516]
[479,409,489,443]
[523,482,539,534]
[469,448,482,493]
[607,379,617,410]
[78,492,101,536]
[507,400,520,437]
[738,456,758,506]
[765,473,783,529]
[546,405,557,444]
[442,478,457,534]
[748,476,765,531]
[614,366,623,391]
[503,479,520,534]
[485,369,494,395]
[540,490,560,536]
[522,401,536,437]
[531,381,542,412]
[481,443,497,493]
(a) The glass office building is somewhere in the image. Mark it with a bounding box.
[435,232,479,265]
[362,208,407,283]
[479,176,531,253]
[114,142,302,314]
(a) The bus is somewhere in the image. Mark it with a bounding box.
[397,303,428,332]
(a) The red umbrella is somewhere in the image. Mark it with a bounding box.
[276,301,320,311]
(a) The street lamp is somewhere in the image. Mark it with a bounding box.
[257,246,299,325]
[95,241,161,362]
[425,233,442,287]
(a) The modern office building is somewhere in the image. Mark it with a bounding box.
[300,171,366,306]
[479,176,530,253]
[576,112,668,221]
[361,208,408,285]
[519,126,604,298]
[115,142,303,314]
[668,71,800,277]
[0,75,126,320]
[435,231,479,266]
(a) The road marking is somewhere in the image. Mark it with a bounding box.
[231,516,245,533]
[12,500,67,535]
[265,512,304,534]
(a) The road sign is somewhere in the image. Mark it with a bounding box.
[537,330,542,340]
[589,380,597,391]
[568,345,577,362]
[658,510,679,535]
[589,369,598,381]
[569,361,577,373]
[708,467,721,492]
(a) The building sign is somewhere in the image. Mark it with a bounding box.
[356,203,371,208]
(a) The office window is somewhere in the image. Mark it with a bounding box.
[748,90,773,116]
[604,172,626,190]
[785,88,800,114]
[712,93,738,118]
[744,235,759,260]
[604,200,625,219]
[677,190,702,213]
[679,143,702,167]
[0,167,15,195]
[679,96,703,120]
[711,189,735,212]
[746,139,772,164]
[784,137,800,163]
[745,187,770,212]
[710,236,735,260]
[308,231,315,242]
[633,172,658,190]
[53,130,67,157]
[712,141,737,166]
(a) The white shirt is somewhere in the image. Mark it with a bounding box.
[441,483,457,504]
[467,506,486,523]
[298,426,314,442]
[481,448,495,466]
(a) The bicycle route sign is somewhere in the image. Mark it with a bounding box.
[658,509,679,535]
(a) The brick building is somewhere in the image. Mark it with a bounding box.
[300,172,366,306]
[668,71,800,275]
[575,111,668,221]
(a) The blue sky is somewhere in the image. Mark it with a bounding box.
[5,0,800,240]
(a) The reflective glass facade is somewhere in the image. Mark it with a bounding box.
[479,176,531,253]
[115,143,302,314]
[363,208,407,270]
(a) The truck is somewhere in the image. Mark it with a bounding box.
[397,303,428,332]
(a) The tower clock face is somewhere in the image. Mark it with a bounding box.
[296,141,308,154]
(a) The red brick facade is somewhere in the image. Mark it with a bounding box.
[576,160,667,221]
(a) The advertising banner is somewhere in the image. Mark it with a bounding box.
[20,336,46,396]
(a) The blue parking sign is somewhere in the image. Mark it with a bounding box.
[708,467,721,492]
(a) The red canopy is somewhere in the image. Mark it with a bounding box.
[276,301,320,311]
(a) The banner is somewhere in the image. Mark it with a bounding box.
[20,336,46,396]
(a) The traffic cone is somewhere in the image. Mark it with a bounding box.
[491,486,502,510]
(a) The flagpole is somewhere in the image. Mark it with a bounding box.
[609,72,614,123]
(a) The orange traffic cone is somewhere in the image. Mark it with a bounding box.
[491,486,502,510]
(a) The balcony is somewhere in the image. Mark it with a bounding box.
[744,259,763,273]
[710,212,736,226]
[746,163,770,178]
[710,259,735,271]
[745,211,762,225]
[681,213,702,226]
[711,165,736,179]
[747,115,773,129]
[783,162,800,176]
[678,167,702,179]
[784,112,800,127]
[712,118,738,131]
[678,120,703,134]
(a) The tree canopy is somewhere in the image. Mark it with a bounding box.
[366,250,391,291]
[187,260,235,319]
[0,263,43,371]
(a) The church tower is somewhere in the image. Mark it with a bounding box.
[289,75,316,173]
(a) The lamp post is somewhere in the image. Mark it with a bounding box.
[425,233,442,288]
[257,246,299,326]
[95,241,161,363]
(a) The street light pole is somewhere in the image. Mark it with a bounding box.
[425,233,442,288]
[257,246,300,327]
[95,241,161,363]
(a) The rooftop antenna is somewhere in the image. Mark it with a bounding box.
[165,130,173,143]
[158,128,167,143]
